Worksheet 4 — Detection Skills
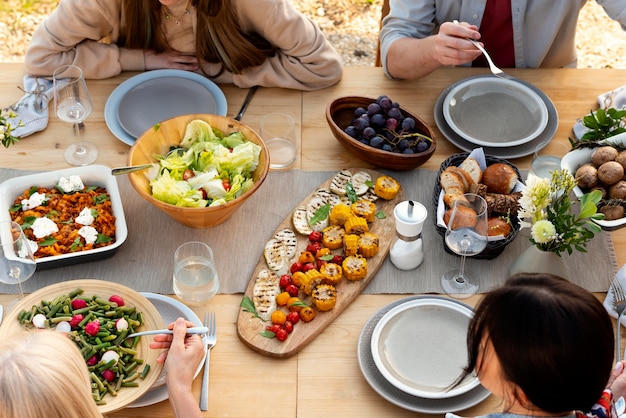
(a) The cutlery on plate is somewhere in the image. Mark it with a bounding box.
[452,20,514,80]
[200,311,217,411]
[611,279,626,361]
[234,86,258,121]
[127,326,208,338]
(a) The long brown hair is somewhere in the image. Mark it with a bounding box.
[121,0,276,74]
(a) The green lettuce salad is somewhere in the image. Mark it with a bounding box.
[149,119,262,208]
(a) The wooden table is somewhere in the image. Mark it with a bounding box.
[1,63,625,417]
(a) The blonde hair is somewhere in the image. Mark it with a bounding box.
[0,331,103,418]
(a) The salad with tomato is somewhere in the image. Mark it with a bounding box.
[148,119,262,207]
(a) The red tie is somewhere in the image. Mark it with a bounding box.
[473,0,515,68]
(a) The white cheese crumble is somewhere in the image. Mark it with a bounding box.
[57,175,85,193]
[78,226,98,245]
[75,207,95,226]
[21,192,46,211]
[18,239,38,258]
[31,217,59,239]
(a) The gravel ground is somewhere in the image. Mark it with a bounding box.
[0,0,624,69]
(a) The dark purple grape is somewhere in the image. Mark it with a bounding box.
[378,96,393,112]
[362,126,376,139]
[385,117,398,131]
[369,136,385,149]
[415,140,430,153]
[397,139,409,151]
[384,130,395,140]
[367,103,381,116]
[392,102,400,108]
[402,148,415,154]
[370,113,385,129]
[358,138,370,146]
[344,125,358,138]
[387,107,402,120]
[354,107,367,118]
[401,117,416,131]
[352,117,369,131]
[382,144,393,152]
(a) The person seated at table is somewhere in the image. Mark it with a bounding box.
[448,273,626,418]
[23,0,343,91]
[380,1,626,80]
[0,319,205,418]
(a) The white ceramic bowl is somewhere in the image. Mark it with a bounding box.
[370,297,479,399]
[0,165,127,269]
[442,77,548,147]
[561,132,626,230]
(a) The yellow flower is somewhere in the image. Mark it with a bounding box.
[531,220,556,244]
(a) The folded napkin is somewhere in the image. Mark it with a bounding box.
[2,75,54,138]
[573,85,626,139]
[603,264,626,327]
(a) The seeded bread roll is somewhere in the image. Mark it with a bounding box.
[482,163,518,194]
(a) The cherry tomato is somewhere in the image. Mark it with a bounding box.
[275,328,289,341]
[183,169,195,180]
[308,231,323,242]
[306,242,323,254]
[285,284,299,297]
[266,324,281,334]
[279,274,292,289]
[284,321,294,334]
[300,306,316,322]
[331,255,343,264]
[301,262,316,272]
[222,179,231,191]
[298,251,316,264]
[316,259,327,270]
[271,310,287,325]
[286,311,300,324]
[290,262,303,273]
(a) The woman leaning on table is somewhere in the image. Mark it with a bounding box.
[0,318,205,418]
[380,0,626,80]
[448,273,626,418]
[23,0,343,90]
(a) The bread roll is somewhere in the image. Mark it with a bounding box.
[459,157,482,184]
[482,163,518,194]
[598,161,624,185]
[488,217,512,237]
[444,205,477,229]
[440,169,467,193]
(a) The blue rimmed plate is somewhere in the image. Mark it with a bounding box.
[105,70,227,146]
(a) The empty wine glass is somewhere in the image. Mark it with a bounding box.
[53,64,97,166]
[441,193,488,299]
[0,221,36,300]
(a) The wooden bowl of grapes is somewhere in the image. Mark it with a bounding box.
[326,96,436,171]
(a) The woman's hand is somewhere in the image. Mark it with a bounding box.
[609,361,626,400]
[144,50,199,72]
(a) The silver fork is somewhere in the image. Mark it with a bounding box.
[453,20,514,80]
[611,280,626,361]
[200,312,217,411]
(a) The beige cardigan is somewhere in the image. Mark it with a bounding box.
[24,0,343,90]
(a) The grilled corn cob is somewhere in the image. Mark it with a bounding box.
[302,269,324,295]
[344,215,369,235]
[312,284,337,311]
[320,262,343,285]
[374,175,401,200]
[358,232,380,257]
[351,199,377,223]
[322,225,345,250]
[343,234,359,256]
[342,255,368,281]
[329,203,352,226]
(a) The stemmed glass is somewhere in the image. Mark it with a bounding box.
[53,64,97,166]
[0,221,36,301]
[441,193,488,299]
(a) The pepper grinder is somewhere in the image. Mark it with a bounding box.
[390,200,427,270]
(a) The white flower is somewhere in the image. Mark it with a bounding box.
[531,220,557,244]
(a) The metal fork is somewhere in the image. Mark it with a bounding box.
[200,312,217,411]
[453,20,514,80]
[611,281,626,361]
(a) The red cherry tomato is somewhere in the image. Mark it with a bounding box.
[183,169,195,180]
[308,231,323,242]
[285,284,299,297]
[301,263,316,272]
[266,324,281,334]
[279,274,292,289]
[306,242,323,254]
[286,311,300,324]
[275,328,289,341]
[331,255,343,264]
[222,179,231,191]
[290,262,303,273]
[284,321,294,334]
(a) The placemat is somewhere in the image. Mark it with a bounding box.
[0,168,618,295]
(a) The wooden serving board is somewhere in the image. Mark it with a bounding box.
[236,168,404,358]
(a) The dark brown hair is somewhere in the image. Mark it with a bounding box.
[120,0,276,75]
[459,273,613,413]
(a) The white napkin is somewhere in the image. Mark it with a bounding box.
[573,85,626,140]
[2,75,54,138]
[603,264,626,327]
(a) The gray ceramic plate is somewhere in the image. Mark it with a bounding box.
[442,77,548,147]
[435,76,559,159]
[358,296,491,413]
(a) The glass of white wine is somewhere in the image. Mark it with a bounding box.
[53,64,97,166]
[0,221,36,300]
[441,193,488,299]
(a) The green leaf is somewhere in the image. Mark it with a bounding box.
[309,203,330,226]
[39,236,58,246]
[240,296,260,319]
[375,211,386,219]
[95,234,112,244]
[259,330,275,338]
[346,183,358,204]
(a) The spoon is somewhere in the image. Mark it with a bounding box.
[234,86,259,121]
[111,147,186,176]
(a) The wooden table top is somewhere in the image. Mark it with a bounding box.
[1,62,625,417]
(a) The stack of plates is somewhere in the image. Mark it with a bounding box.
[104,70,228,146]
[357,296,490,413]
[435,76,559,159]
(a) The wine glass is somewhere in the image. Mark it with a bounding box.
[0,221,36,301]
[53,64,97,166]
[441,193,488,299]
